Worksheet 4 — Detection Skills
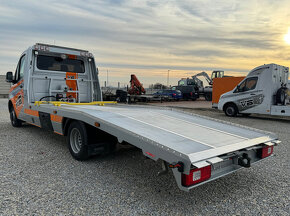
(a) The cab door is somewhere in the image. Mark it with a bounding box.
[232,76,263,113]
[10,54,26,118]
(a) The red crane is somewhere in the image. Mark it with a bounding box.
[128,74,146,95]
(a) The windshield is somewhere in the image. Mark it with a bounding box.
[37,55,85,73]
[178,80,186,86]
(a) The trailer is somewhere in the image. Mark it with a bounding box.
[6,44,280,191]
[128,94,165,103]
[218,64,290,117]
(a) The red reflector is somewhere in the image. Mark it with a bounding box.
[261,146,273,158]
[145,152,155,157]
[182,166,211,187]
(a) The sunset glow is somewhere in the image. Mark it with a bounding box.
[285,29,290,45]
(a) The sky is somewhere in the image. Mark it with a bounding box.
[0,0,290,87]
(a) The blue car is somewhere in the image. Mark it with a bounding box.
[153,89,183,100]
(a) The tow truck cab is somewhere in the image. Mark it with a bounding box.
[218,64,290,117]
[6,43,102,126]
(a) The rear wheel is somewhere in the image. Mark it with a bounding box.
[10,107,22,127]
[224,103,238,117]
[276,87,287,105]
[67,121,90,161]
[67,120,117,160]
[191,93,197,101]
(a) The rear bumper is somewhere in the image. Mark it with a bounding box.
[172,147,274,192]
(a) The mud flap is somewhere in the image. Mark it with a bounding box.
[39,112,53,131]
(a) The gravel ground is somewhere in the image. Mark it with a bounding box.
[0,98,289,215]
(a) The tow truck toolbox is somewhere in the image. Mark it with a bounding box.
[6,43,280,191]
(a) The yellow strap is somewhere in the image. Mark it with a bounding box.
[34,101,117,107]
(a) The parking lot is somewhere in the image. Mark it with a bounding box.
[0,98,289,215]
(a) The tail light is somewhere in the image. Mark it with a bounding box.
[68,54,77,59]
[173,93,176,96]
[190,92,193,96]
[257,146,274,159]
[182,166,211,187]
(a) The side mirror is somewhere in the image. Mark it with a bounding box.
[234,85,240,93]
[6,72,13,83]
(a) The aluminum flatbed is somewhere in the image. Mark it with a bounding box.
[33,102,278,191]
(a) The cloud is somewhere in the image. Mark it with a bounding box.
[0,0,289,85]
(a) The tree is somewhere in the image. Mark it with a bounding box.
[149,83,168,89]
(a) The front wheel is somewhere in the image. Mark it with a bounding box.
[10,107,22,127]
[67,121,90,161]
[224,103,238,117]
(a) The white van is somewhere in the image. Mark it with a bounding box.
[218,64,290,117]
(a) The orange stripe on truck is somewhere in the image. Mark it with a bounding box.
[9,80,23,93]
[24,109,39,117]
[50,114,63,123]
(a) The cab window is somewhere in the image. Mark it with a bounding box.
[15,55,26,82]
[245,77,258,91]
[178,80,185,86]
[187,80,195,85]
[37,55,85,73]
[235,77,258,93]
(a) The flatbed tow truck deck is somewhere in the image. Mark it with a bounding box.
[31,102,278,191]
[6,43,280,191]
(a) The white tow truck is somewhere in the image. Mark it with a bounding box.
[6,44,280,191]
[218,64,290,117]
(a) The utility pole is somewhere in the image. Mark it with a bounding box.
[107,70,109,86]
[167,70,170,87]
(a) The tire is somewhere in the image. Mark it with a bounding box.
[276,87,287,105]
[205,93,212,101]
[10,107,22,127]
[67,121,90,161]
[224,103,238,117]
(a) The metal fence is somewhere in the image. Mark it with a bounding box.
[0,75,10,98]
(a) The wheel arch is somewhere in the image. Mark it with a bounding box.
[223,101,238,111]
[8,100,13,112]
[62,118,74,136]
